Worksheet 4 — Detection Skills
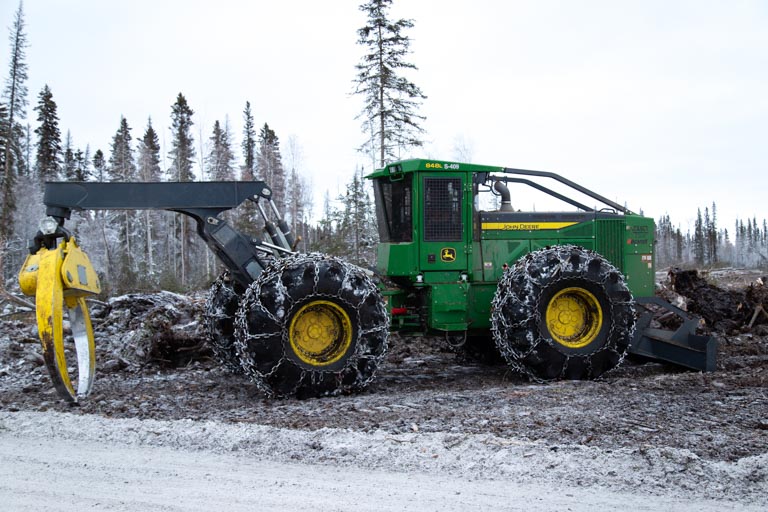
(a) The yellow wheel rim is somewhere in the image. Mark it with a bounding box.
[289,300,353,366]
[545,287,603,349]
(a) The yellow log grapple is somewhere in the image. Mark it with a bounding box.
[19,234,100,402]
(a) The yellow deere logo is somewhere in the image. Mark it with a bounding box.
[441,248,457,262]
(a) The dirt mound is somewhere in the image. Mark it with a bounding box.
[664,268,768,334]
[92,291,211,368]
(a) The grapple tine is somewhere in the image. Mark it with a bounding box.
[68,297,96,397]
[34,244,77,401]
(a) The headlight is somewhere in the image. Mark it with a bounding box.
[39,216,59,235]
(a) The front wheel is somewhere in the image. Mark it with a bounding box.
[491,245,635,381]
[235,253,389,398]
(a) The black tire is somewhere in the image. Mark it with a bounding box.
[491,245,635,381]
[235,253,389,398]
[203,271,246,373]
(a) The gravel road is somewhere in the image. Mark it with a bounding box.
[1,411,764,511]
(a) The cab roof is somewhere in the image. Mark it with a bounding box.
[365,159,502,179]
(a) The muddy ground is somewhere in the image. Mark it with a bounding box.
[0,269,767,507]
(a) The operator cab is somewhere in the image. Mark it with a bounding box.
[371,161,473,284]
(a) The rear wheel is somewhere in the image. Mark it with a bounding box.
[203,271,245,373]
[491,245,635,381]
[235,253,389,398]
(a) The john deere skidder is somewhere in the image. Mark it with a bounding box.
[18,159,715,402]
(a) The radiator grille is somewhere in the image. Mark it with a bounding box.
[595,218,626,271]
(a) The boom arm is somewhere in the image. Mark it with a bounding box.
[38,181,295,288]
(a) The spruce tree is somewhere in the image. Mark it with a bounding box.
[693,209,705,265]
[656,215,670,266]
[234,103,259,238]
[1,1,29,238]
[168,93,197,287]
[735,219,745,267]
[703,207,711,265]
[764,220,767,245]
[106,116,138,288]
[241,101,256,180]
[257,122,286,212]
[108,117,136,181]
[708,202,718,265]
[137,118,161,181]
[169,93,195,182]
[92,149,106,181]
[33,85,62,183]
[346,167,378,265]
[62,131,76,181]
[675,228,683,262]
[287,165,308,249]
[206,119,235,181]
[314,191,345,256]
[354,0,426,168]
[136,119,163,285]
[752,216,759,256]
[73,148,90,181]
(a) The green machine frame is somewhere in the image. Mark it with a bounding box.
[368,159,715,372]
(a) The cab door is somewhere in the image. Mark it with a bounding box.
[419,175,468,272]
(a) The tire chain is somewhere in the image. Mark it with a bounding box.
[491,245,635,381]
[202,271,245,374]
[234,253,390,398]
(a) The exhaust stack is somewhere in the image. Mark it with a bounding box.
[493,181,514,212]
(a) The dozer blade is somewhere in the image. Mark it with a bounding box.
[630,296,717,372]
[19,238,100,402]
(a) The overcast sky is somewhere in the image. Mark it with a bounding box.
[3,0,767,231]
